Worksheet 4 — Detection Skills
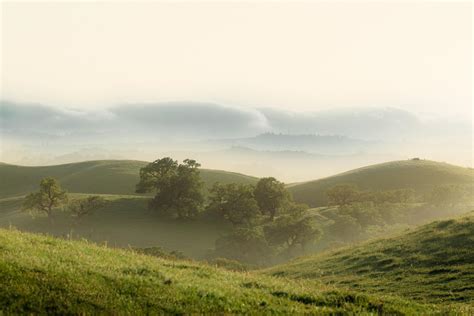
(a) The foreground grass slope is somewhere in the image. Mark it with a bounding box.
[288,159,474,207]
[0,229,451,314]
[0,160,258,198]
[267,212,474,304]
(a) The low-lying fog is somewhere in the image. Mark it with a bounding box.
[1,101,472,182]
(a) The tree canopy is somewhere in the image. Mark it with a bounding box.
[22,177,68,220]
[136,158,204,219]
[214,227,271,265]
[264,204,321,254]
[254,177,290,220]
[69,196,107,221]
[207,183,260,226]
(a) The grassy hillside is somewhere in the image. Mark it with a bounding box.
[266,212,474,305]
[0,160,258,198]
[0,229,453,314]
[288,159,474,207]
[0,194,230,259]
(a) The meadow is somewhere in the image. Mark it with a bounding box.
[1,226,468,315]
[266,212,474,305]
[1,158,473,313]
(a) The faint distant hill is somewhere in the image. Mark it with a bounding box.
[209,133,378,154]
[288,159,474,207]
[3,100,471,169]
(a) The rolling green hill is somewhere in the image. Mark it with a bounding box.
[266,212,474,304]
[0,229,453,314]
[0,160,258,198]
[288,159,474,207]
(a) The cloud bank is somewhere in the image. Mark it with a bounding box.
[3,100,461,141]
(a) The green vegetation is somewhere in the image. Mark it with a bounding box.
[68,195,107,222]
[208,182,260,226]
[136,158,205,219]
[1,157,473,313]
[0,160,259,258]
[264,205,321,257]
[302,182,473,253]
[289,160,474,207]
[3,158,472,265]
[22,177,68,220]
[0,228,454,314]
[266,212,474,305]
[254,177,289,220]
[0,160,258,198]
[0,194,230,258]
[207,177,320,265]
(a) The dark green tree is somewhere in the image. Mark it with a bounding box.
[207,183,259,226]
[214,227,271,265]
[254,177,290,220]
[22,177,68,221]
[264,204,321,255]
[136,158,204,219]
[69,196,107,222]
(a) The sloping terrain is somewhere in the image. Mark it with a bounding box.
[266,212,474,304]
[288,159,474,207]
[0,160,258,198]
[0,194,230,259]
[0,228,450,314]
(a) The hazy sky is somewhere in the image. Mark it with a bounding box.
[1,1,472,118]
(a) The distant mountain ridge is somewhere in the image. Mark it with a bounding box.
[2,100,471,169]
[209,133,378,155]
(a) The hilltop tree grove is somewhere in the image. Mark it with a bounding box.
[136,157,205,219]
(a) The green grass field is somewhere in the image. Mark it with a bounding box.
[288,159,474,207]
[0,194,231,259]
[0,227,463,315]
[0,160,258,198]
[1,159,472,260]
[266,212,474,305]
[0,160,258,258]
[1,159,473,313]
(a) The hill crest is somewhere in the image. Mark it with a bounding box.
[288,159,473,207]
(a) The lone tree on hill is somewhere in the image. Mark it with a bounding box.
[254,177,290,220]
[136,157,205,219]
[22,177,68,221]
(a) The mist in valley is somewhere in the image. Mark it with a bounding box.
[0,1,473,313]
[1,100,472,182]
